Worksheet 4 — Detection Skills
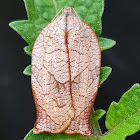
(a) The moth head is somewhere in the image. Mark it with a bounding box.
[62,7,74,14]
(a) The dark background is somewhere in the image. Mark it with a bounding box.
[0,0,140,140]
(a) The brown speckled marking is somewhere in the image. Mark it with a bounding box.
[31,7,101,136]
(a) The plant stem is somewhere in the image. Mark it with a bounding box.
[93,120,102,140]
[90,110,102,140]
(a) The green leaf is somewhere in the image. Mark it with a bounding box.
[24,46,32,56]
[23,65,31,76]
[9,21,37,46]
[100,67,112,86]
[99,37,116,51]
[92,109,106,122]
[101,84,140,140]
[23,129,95,140]
[90,110,105,139]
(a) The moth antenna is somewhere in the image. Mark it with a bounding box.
[72,8,83,27]
[72,8,79,18]
[52,7,64,21]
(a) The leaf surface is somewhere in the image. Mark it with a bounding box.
[101,84,140,140]
[92,109,106,122]
[99,37,116,51]
[99,67,112,86]
[24,46,32,56]
[23,65,31,76]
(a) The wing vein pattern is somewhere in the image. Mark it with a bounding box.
[31,7,101,136]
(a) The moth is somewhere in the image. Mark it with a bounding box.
[31,7,101,136]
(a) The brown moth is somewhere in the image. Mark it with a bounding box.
[31,7,101,136]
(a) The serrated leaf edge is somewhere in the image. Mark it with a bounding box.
[102,84,140,138]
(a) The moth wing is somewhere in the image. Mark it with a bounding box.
[31,16,74,134]
[65,15,101,136]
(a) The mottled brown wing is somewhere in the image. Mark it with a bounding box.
[31,16,74,134]
[64,15,101,136]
